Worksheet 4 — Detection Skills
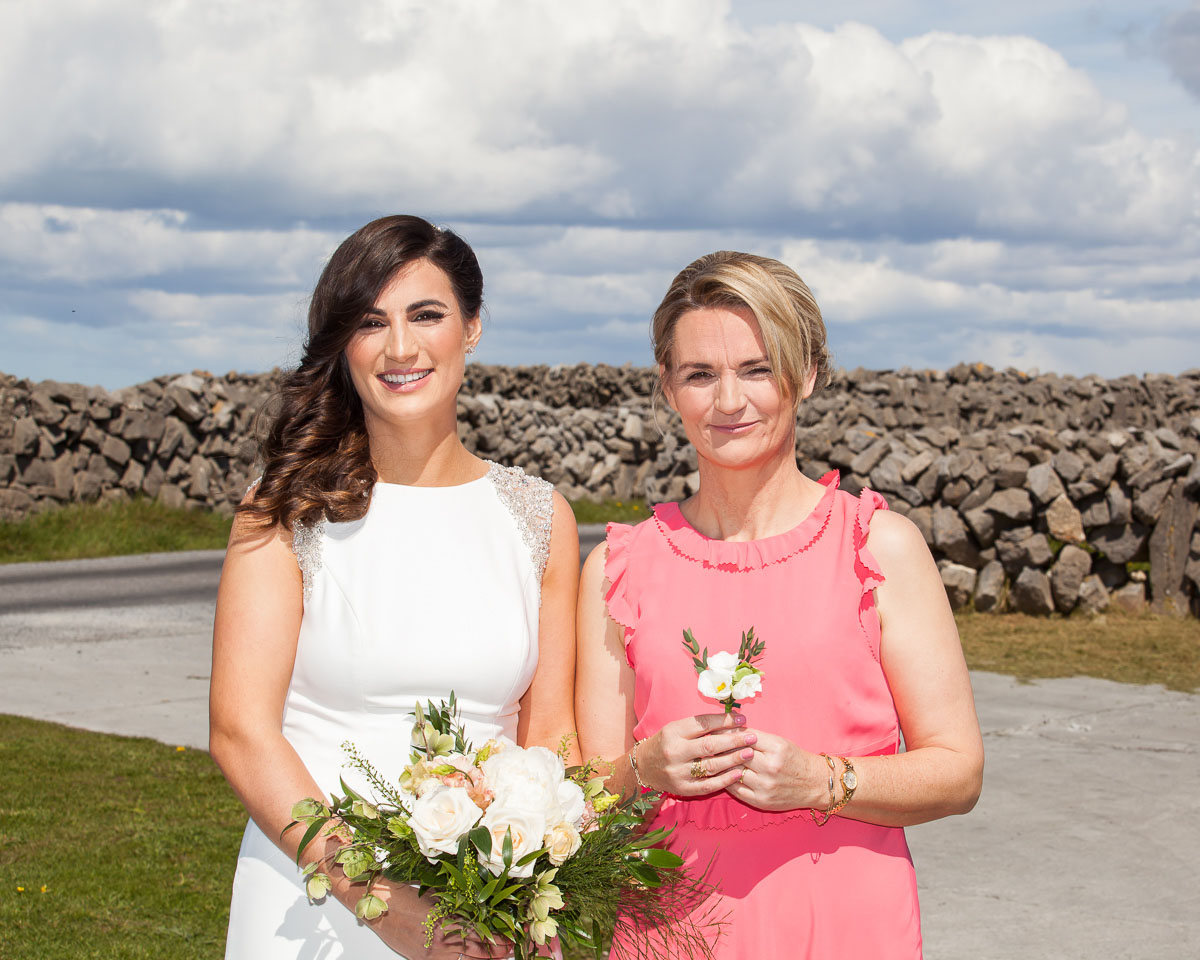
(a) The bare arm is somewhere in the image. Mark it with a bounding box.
[517,491,582,765]
[209,512,505,959]
[725,510,984,826]
[575,542,750,798]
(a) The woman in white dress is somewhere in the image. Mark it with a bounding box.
[210,215,580,959]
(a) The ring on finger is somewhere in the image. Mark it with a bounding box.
[689,758,708,779]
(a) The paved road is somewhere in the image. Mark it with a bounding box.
[1,550,1197,958]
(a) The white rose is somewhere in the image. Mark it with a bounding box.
[731,672,762,701]
[544,821,582,865]
[484,745,565,821]
[707,651,739,673]
[407,785,483,861]
[476,804,547,878]
[556,780,586,827]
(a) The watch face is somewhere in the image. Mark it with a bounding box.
[843,770,857,791]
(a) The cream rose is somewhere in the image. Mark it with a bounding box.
[407,784,483,861]
[476,804,547,878]
[544,821,582,865]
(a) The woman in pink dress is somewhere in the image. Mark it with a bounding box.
[576,251,984,959]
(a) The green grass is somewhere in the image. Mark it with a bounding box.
[957,610,1200,692]
[569,498,649,525]
[0,715,246,959]
[0,499,234,564]
[0,498,649,565]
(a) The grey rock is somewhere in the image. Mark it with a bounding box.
[1045,494,1086,544]
[939,562,978,610]
[1148,480,1199,616]
[100,434,132,467]
[1082,452,1120,489]
[1010,568,1054,615]
[1091,524,1150,565]
[962,506,997,548]
[120,460,145,494]
[1111,581,1147,614]
[12,417,39,456]
[167,386,206,424]
[1162,453,1194,479]
[1026,461,1065,505]
[1106,482,1132,525]
[907,506,934,546]
[983,488,1033,522]
[72,470,101,501]
[1018,533,1055,568]
[1051,449,1086,483]
[933,503,979,566]
[869,454,906,492]
[157,483,186,510]
[1076,575,1110,614]
[1079,496,1110,529]
[30,390,67,426]
[1132,479,1173,525]
[850,438,890,475]
[620,414,645,443]
[1050,544,1092,613]
[901,449,934,483]
[974,560,1006,613]
[958,477,996,513]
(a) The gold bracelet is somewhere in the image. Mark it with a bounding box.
[629,737,650,791]
[809,753,838,826]
[821,756,858,822]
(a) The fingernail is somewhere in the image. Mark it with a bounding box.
[733,714,747,726]
[741,749,754,760]
[743,733,757,745]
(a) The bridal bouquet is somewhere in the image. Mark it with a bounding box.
[287,694,720,959]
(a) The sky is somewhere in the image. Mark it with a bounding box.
[1,0,1198,389]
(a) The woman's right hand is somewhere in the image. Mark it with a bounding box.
[362,880,512,959]
[634,712,756,796]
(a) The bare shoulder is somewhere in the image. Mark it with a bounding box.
[580,540,608,591]
[864,508,929,568]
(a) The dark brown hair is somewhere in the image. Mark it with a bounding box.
[240,215,483,530]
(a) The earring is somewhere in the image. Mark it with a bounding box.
[466,344,476,355]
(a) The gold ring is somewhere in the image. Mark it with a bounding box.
[689,758,707,779]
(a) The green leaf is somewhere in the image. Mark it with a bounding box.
[489,881,524,905]
[502,828,514,869]
[639,848,683,868]
[294,818,329,865]
[470,825,492,858]
[628,862,663,887]
[515,846,548,867]
[338,776,364,803]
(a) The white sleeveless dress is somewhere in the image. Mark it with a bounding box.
[224,462,554,959]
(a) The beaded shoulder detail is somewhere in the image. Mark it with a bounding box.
[484,461,554,585]
[290,517,326,602]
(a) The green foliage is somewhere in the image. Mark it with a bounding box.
[0,714,245,959]
[0,498,233,564]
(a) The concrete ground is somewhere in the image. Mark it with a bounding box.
[1,551,1198,958]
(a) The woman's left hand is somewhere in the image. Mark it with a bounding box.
[723,730,828,812]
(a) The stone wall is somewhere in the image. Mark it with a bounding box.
[3,364,1198,616]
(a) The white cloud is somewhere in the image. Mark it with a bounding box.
[0,1,1198,384]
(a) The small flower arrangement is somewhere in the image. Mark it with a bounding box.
[287,694,721,959]
[682,627,765,715]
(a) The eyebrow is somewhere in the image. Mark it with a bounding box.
[363,298,451,317]
[676,356,770,371]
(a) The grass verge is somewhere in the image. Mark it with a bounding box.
[0,714,245,959]
[0,497,647,565]
[0,499,234,564]
[956,610,1200,693]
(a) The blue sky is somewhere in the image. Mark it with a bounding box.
[1,1,1197,388]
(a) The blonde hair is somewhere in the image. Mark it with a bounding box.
[651,251,831,408]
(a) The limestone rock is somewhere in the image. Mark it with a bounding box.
[1091,524,1149,565]
[1026,461,1065,505]
[939,562,978,610]
[933,503,979,567]
[1111,582,1147,614]
[1045,494,1085,544]
[983,488,1033,523]
[974,560,1006,613]
[1011,568,1054,615]
[1050,544,1092,613]
[1148,480,1199,616]
[1076,575,1110,614]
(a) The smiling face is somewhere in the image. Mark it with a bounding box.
[343,258,481,434]
[662,304,809,472]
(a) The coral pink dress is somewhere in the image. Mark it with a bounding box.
[604,472,922,959]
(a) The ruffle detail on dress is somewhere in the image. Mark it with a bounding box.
[603,522,638,665]
[650,472,840,572]
[853,487,889,663]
